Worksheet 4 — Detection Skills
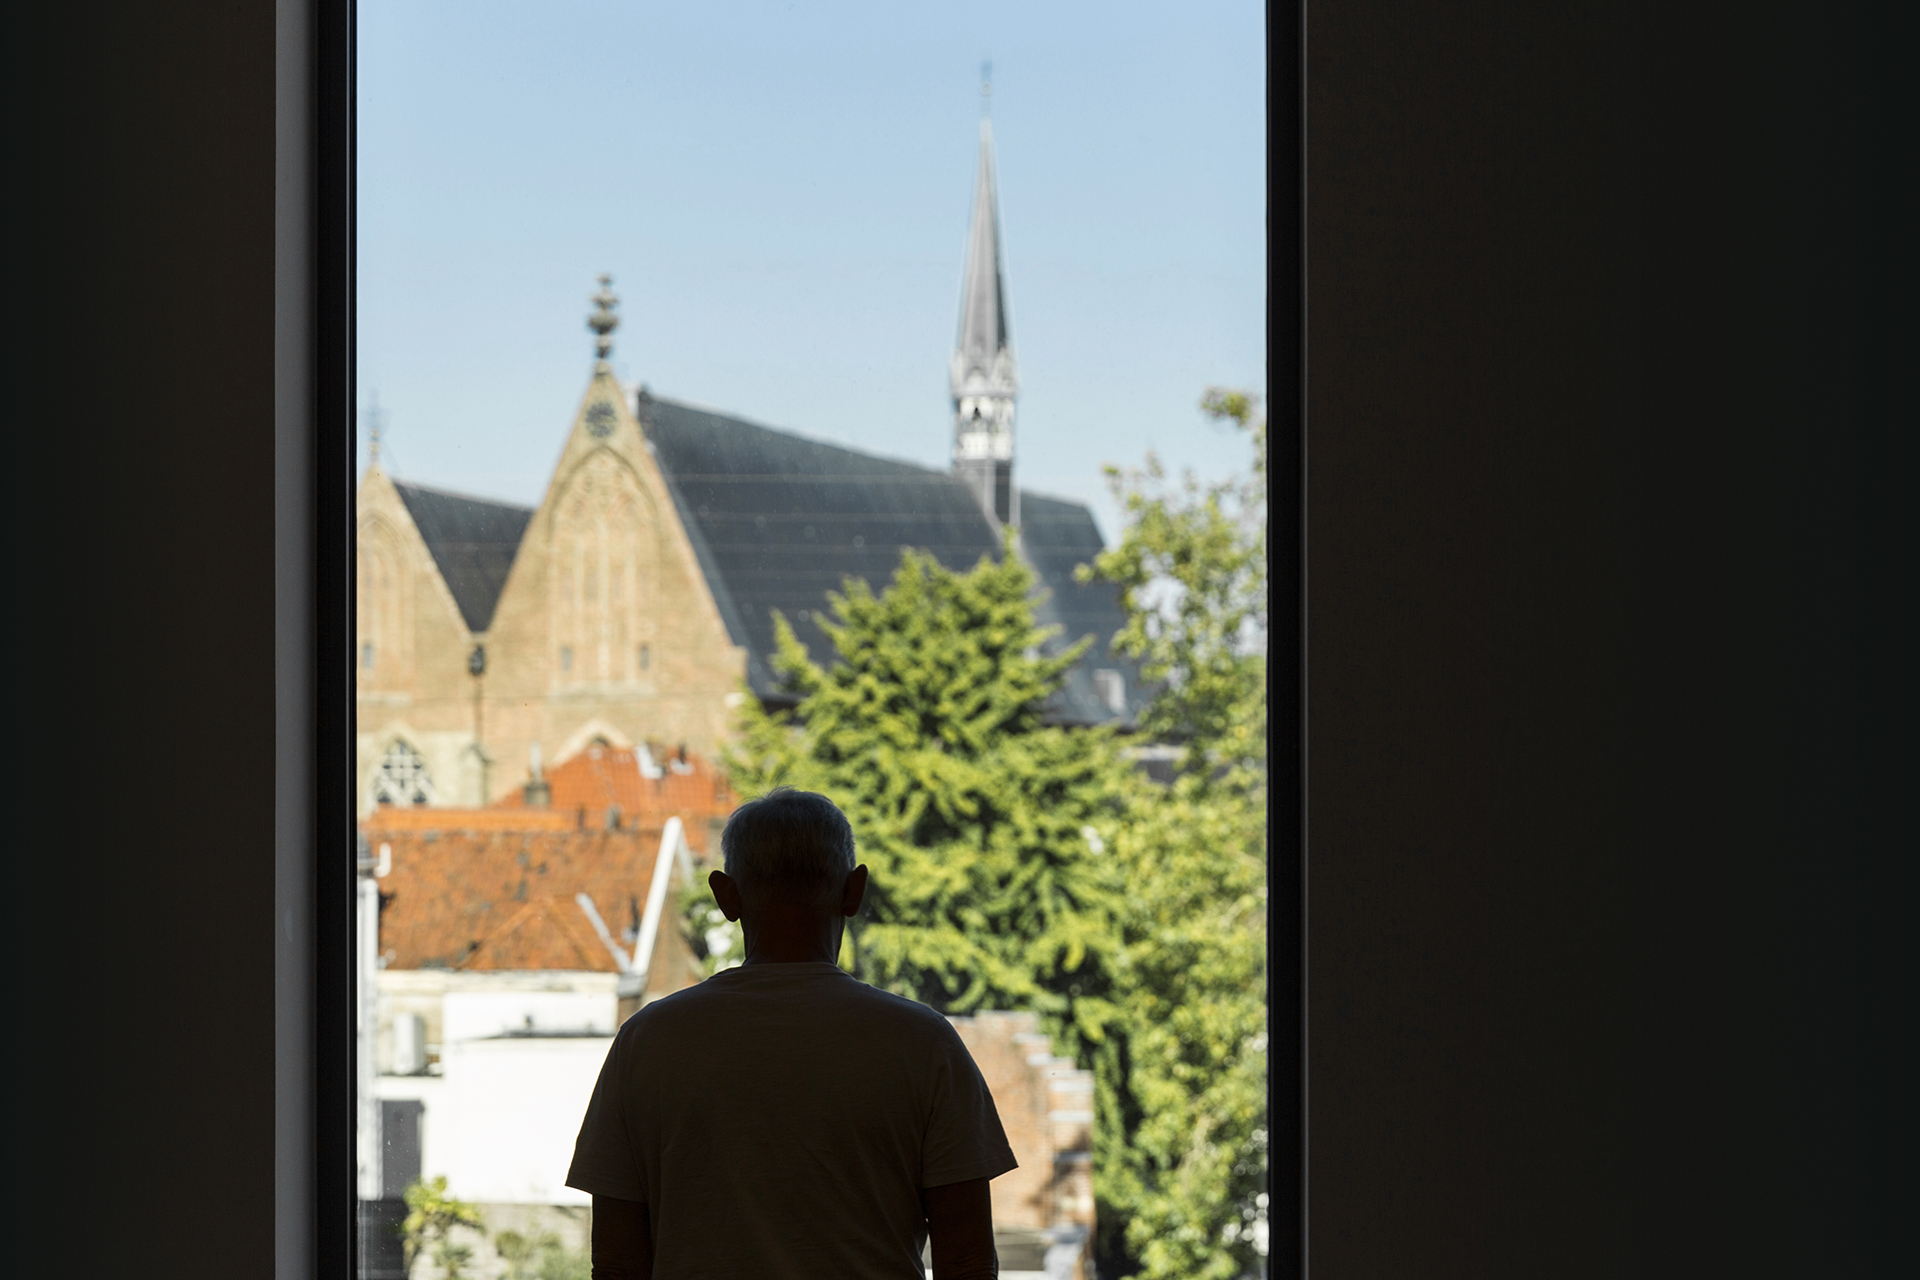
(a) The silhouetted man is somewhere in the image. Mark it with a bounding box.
[567,787,1013,1278]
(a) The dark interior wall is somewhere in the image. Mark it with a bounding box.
[3,2,279,1276]
[1305,1,1915,1274]
[3,1,1911,1275]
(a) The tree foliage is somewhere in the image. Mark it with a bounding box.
[719,395,1268,1277]
[401,1176,486,1280]
[496,1228,591,1280]
[1082,387,1267,783]
[1084,389,1269,1278]
[728,542,1133,1055]
[1091,756,1267,1279]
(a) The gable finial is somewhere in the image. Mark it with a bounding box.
[366,391,384,467]
[588,273,620,365]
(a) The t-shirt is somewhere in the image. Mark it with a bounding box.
[566,961,1017,1278]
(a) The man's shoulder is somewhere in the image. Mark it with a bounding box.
[798,978,973,1063]
[835,977,959,1030]
[618,967,956,1042]
[614,975,723,1035]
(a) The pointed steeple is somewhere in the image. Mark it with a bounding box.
[951,105,1019,529]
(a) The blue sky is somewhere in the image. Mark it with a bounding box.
[358,0,1266,541]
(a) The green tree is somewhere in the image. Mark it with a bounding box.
[1090,769,1268,1278]
[678,885,742,978]
[1083,387,1267,784]
[727,541,1134,1054]
[496,1228,591,1280]
[1082,389,1270,1279]
[717,396,1269,1278]
[401,1176,486,1280]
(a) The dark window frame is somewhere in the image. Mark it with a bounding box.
[311,0,359,1274]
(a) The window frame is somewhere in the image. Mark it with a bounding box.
[293,4,1302,1275]
[308,0,359,1274]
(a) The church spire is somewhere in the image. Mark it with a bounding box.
[950,84,1019,529]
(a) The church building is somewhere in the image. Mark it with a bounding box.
[355,120,1139,813]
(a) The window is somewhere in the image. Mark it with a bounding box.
[370,740,435,808]
[350,8,1266,1277]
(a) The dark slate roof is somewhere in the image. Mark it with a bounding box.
[1020,490,1140,725]
[392,481,533,632]
[641,396,1141,725]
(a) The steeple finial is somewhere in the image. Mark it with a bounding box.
[588,273,620,365]
[980,59,992,116]
[949,99,1019,529]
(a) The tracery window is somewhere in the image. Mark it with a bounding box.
[552,454,654,685]
[370,740,436,808]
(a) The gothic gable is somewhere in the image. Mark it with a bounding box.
[464,362,748,803]
[355,466,475,682]
[357,510,414,691]
[485,363,743,695]
[546,448,662,687]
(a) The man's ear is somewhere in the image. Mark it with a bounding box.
[710,869,744,923]
[841,864,869,918]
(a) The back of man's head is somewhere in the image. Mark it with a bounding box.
[720,787,856,908]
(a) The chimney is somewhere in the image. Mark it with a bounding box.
[523,740,551,806]
[392,1013,427,1076]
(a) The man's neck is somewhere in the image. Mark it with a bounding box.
[739,914,844,965]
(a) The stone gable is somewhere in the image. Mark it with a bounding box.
[357,466,503,808]
[355,364,747,813]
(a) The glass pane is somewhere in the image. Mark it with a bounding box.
[356,5,1265,1277]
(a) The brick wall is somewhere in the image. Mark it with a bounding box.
[948,1010,1095,1276]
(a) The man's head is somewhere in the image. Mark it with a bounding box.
[710,788,867,963]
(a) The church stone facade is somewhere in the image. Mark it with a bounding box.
[356,363,747,813]
[356,124,1137,816]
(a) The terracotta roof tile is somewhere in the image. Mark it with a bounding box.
[495,745,735,849]
[457,895,620,973]
[364,807,575,834]
[362,747,733,976]
[370,825,677,972]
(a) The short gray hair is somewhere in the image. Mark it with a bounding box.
[720,787,856,902]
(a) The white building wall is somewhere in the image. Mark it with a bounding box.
[442,990,616,1043]
[438,1037,612,1205]
[373,972,619,1206]
[374,968,618,1073]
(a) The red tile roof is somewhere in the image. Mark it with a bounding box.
[364,806,575,834]
[360,746,734,976]
[457,895,621,973]
[496,744,735,832]
[367,824,677,972]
